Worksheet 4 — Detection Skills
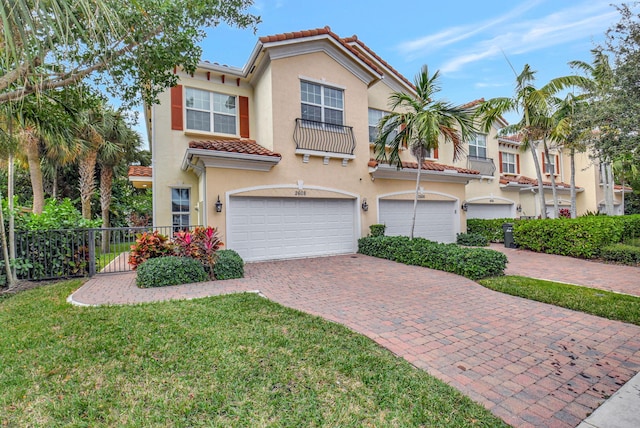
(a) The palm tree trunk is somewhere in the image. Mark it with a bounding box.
[606,162,615,215]
[530,143,547,219]
[570,148,577,218]
[100,166,113,253]
[543,141,559,218]
[0,189,14,287]
[411,157,422,240]
[23,130,45,214]
[78,149,98,219]
[52,165,58,199]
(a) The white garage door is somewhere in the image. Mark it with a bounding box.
[228,197,357,262]
[379,199,456,243]
[466,203,513,219]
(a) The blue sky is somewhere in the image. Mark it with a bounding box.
[133,0,625,143]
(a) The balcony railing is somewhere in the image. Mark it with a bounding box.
[293,118,356,155]
[468,156,496,176]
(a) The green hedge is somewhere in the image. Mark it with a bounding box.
[456,232,489,247]
[213,250,245,280]
[513,216,626,259]
[137,256,208,288]
[466,218,513,243]
[358,236,506,280]
[599,244,640,266]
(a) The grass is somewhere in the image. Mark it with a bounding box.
[0,281,506,427]
[479,275,640,326]
[96,241,133,270]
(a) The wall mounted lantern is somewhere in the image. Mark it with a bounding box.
[461,202,468,212]
[361,198,369,212]
[215,195,223,213]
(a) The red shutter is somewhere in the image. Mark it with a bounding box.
[555,155,559,175]
[433,147,439,159]
[171,85,183,131]
[542,152,546,174]
[239,96,249,138]
[516,154,520,174]
[498,152,503,173]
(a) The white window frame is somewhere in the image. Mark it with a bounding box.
[185,87,237,135]
[502,152,517,174]
[469,133,487,159]
[544,153,557,175]
[300,81,344,126]
[171,187,190,232]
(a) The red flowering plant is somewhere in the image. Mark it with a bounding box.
[173,226,224,278]
[559,208,571,218]
[128,231,172,269]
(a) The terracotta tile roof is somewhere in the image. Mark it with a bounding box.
[341,35,415,90]
[499,134,523,143]
[369,159,480,175]
[614,184,633,191]
[461,98,485,109]
[259,26,383,76]
[189,139,281,158]
[128,165,152,177]
[500,174,578,189]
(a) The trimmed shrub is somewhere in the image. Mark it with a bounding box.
[128,231,172,269]
[136,256,208,288]
[513,216,625,259]
[213,250,245,280]
[456,232,489,247]
[466,218,513,243]
[600,244,640,266]
[358,236,506,280]
[369,224,386,237]
[173,226,224,278]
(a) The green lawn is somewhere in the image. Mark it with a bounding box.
[0,281,506,427]
[96,241,133,270]
[479,276,640,326]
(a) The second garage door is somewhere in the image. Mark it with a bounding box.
[228,197,357,262]
[379,199,456,243]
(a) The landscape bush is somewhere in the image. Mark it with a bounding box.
[136,256,208,288]
[456,232,489,247]
[213,250,245,280]
[513,216,625,259]
[128,231,172,269]
[358,236,506,280]
[173,226,224,278]
[599,244,640,266]
[369,224,386,237]
[466,218,513,243]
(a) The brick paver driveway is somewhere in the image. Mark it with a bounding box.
[71,255,640,428]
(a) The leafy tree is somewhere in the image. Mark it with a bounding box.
[477,65,587,218]
[374,65,475,239]
[0,0,260,106]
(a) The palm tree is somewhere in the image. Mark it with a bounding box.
[374,65,476,239]
[476,64,588,218]
[569,49,617,215]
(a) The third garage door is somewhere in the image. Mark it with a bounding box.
[379,199,456,243]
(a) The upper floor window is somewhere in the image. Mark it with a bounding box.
[469,134,487,159]
[543,153,557,174]
[368,108,400,145]
[171,188,190,232]
[502,152,517,174]
[185,88,236,135]
[300,81,343,126]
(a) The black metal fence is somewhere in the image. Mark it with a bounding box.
[7,225,194,281]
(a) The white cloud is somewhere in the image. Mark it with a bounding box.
[398,1,617,73]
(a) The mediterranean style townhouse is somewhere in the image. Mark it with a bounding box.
[128,26,626,261]
[457,132,630,219]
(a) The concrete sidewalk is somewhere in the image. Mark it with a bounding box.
[69,253,640,427]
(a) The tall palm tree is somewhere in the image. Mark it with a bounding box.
[476,64,588,218]
[569,49,617,215]
[374,65,476,239]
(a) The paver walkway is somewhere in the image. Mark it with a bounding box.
[490,244,640,297]
[70,254,640,428]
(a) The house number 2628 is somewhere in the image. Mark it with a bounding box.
[294,190,306,196]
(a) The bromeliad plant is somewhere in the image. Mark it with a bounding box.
[173,226,224,278]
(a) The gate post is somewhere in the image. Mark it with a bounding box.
[88,229,96,277]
